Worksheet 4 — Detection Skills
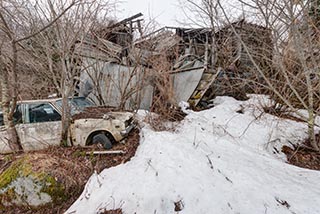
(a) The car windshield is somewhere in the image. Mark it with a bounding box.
[55,97,94,115]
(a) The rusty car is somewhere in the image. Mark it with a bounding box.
[0,97,135,154]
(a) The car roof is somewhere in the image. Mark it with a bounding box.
[16,97,88,104]
[17,98,61,104]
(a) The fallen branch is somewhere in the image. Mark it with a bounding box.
[86,150,126,155]
[0,160,12,174]
[206,155,214,170]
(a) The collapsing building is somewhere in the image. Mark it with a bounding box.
[211,20,273,100]
[77,13,155,110]
[77,14,273,110]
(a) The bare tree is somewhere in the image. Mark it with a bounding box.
[27,0,115,145]
[177,0,320,150]
[0,0,76,151]
[179,0,224,67]
[215,0,320,150]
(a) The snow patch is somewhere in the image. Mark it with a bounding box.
[67,96,320,214]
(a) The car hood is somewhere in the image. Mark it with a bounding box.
[104,111,134,121]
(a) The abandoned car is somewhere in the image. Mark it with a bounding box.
[0,97,135,154]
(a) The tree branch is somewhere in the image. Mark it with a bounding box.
[16,0,77,43]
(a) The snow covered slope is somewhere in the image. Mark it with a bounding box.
[67,95,320,214]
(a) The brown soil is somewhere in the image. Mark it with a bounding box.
[0,129,140,214]
[282,133,320,171]
[264,107,320,171]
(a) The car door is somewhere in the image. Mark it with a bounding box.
[0,105,24,153]
[0,111,11,153]
[16,102,62,151]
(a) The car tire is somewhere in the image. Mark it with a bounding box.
[92,133,112,150]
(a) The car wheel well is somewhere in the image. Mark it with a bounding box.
[86,130,115,146]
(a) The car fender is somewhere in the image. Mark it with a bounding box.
[72,118,125,146]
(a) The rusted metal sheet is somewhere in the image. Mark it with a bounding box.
[172,67,205,103]
[79,59,154,110]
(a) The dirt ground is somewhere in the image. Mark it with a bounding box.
[282,133,320,171]
[0,129,140,214]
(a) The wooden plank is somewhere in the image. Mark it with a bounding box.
[188,69,222,106]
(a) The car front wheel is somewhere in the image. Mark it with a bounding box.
[92,133,112,150]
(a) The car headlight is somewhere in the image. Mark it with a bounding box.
[125,117,133,127]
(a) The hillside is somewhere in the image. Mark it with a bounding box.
[67,95,320,214]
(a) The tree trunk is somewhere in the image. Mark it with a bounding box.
[60,94,70,146]
[60,58,71,146]
[6,121,22,151]
[0,65,22,151]
[307,109,319,151]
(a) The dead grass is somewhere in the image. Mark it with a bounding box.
[263,105,306,123]
[145,107,186,132]
[0,129,140,214]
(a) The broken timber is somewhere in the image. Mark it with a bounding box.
[107,13,143,29]
[188,69,221,107]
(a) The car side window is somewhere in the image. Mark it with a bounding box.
[28,103,61,123]
[13,105,23,124]
[0,113,3,126]
[0,105,23,126]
